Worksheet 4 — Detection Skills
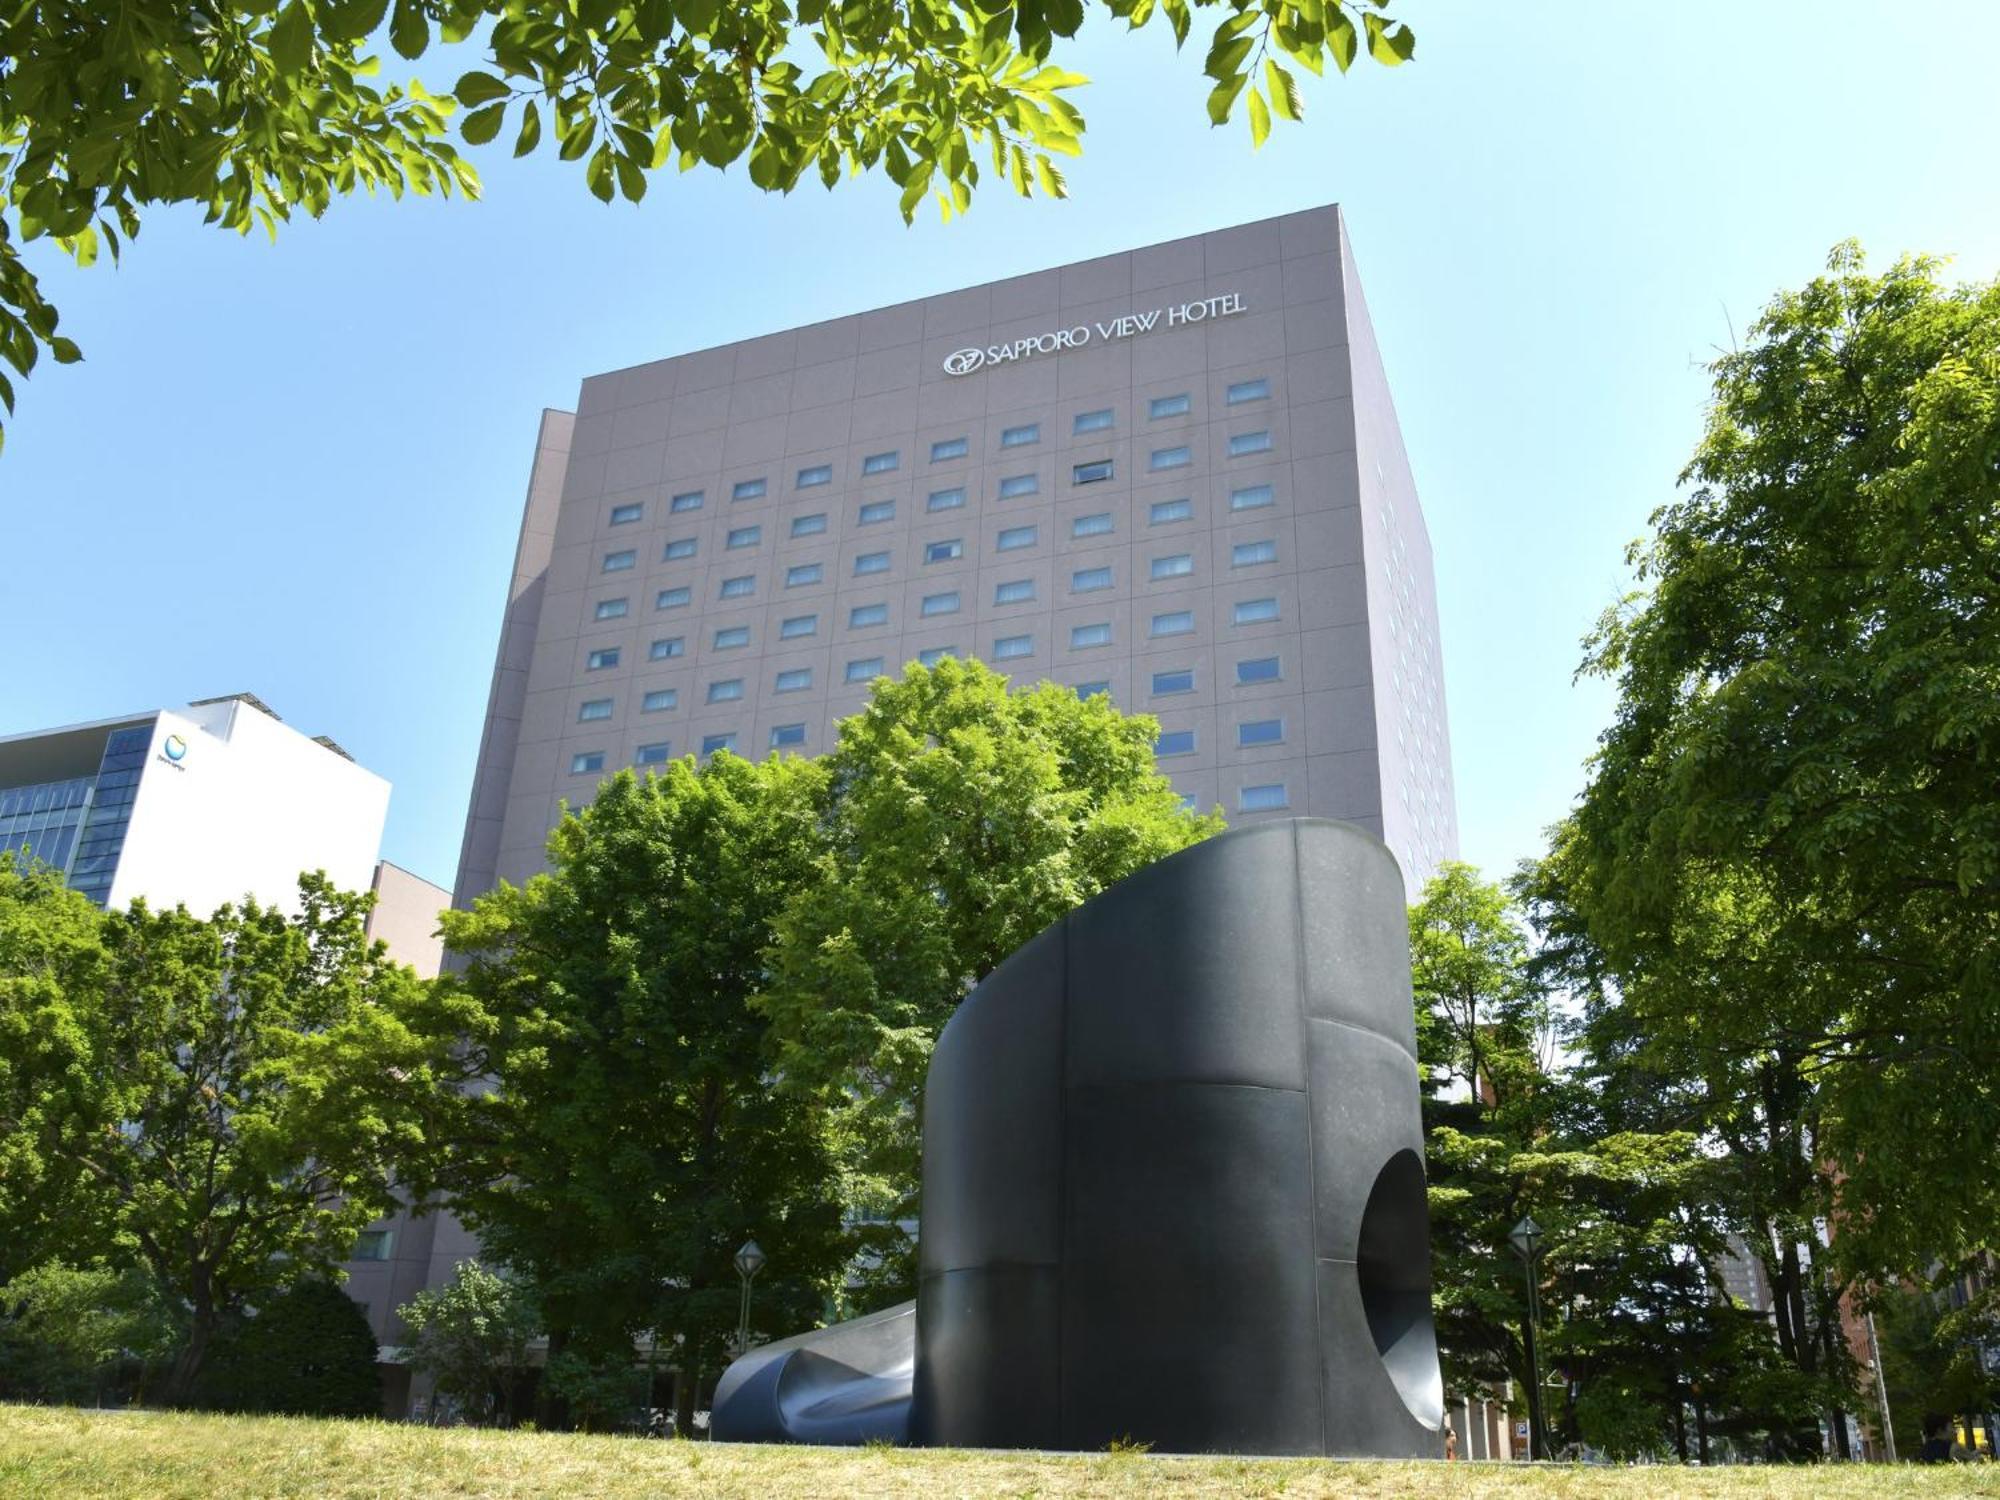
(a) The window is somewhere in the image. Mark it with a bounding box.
[713,625,750,649]
[610,502,643,525]
[1150,498,1193,525]
[1238,718,1285,747]
[731,477,766,501]
[602,549,636,572]
[1227,377,1270,405]
[1234,597,1281,624]
[727,525,761,549]
[642,689,678,712]
[657,587,691,610]
[1150,393,1191,419]
[862,450,900,475]
[786,563,823,587]
[1070,622,1112,649]
[998,473,1039,499]
[849,602,889,628]
[1072,512,1114,539]
[924,538,963,564]
[670,490,704,513]
[921,591,961,617]
[791,512,828,538]
[1228,430,1273,457]
[1233,539,1278,566]
[930,436,969,461]
[649,636,684,661]
[595,597,630,620]
[797,463,833,489]
[995,579,1036,606]
[1073,408,1114,434]
[780,614,817,639]
[1074,681,1110,699]
[1152,668,1195,695]
[664,537,698,561]
[1149,445,1192,471]
[855,550,891,575]
[1072,565,1113,592]
[996,525,1037,551]
[1236,655,1281,685]
[636,741,673,765]
[571,751,606,774]
[587,648,621,670]
[1240,783,1289,812]
[1156,729,1196,755]
[859,499,896,525]
[578,699,613,722]
[1073,459,1114,485]
[1151,610,1195,637]
[770,723,807,748]
[918,646,957,667]
[1151,553,1194,580]
[701,733,737,756]
[719,576,755,599]
[926,488,965,512]
[352,1230,392,1262]
[1000,422,1040,448]
[1230,483,1275,511]
[846,656,884,683]
[707,678,744,704]
[775,667,813,693]
[994,634,1033,660]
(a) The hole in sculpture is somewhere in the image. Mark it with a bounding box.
[1356,1147,1445,1429]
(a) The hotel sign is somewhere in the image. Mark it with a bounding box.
[942,292,1246,376]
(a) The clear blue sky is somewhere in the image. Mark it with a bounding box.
[4,3,1995,893]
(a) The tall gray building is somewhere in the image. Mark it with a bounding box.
[455,204,1456,907]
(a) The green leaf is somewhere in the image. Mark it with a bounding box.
[50,336,82,365]
[454,72,513,108]
[1205,73,1248,126]
[1365,12,1415,64]
[1265,58,1302,121]
[1203,32,1255,83]
[616,155,647,203]
[461,104,506,147]
[1328,12,1358,72]
[1247,85,1270,148]
[269,1,314,77]
[514,102,543,158]
[390,0,429,60]
[586,144,616,203]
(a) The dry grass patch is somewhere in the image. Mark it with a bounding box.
[1,1404,1994,1499]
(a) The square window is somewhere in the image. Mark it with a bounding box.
[609,502,643,525]
[665,537,698,561]
[780,614,818,639]
[775,667,813,693]
[1073,408,1114,434]
[849,602,889,628]
[1075,681,1110,699]
[732,478,766,501]
[649,637,684,661]
[1072,459,1114,485]
[727,525,761,549]
[1228,430,1273,457]
[1227,377,1270,405]
[998,473,1039,499]
[930,436,969,461]
[924,539,964,564]
[670,490,705,513]
[770,723,807,748]
[587,648,621,670]
[1000,423,1040,448]
[602,549,636,572]
[719,576,755,599]
[642,689,678,712]
[1236,655,1281,685]
[595,597,630,620]
[1238,718,1285,747]
[1230,483,1275,511]
[791,513,828,538]
[786,563,824,587]
[713,625,750,649]
[354,1231,392,1267]
[846,656,885,682]
[855,551,891,575]
[859,499,896,525]
[1070,622,1112,649]
[1151,610,1195,638]
[1072,565,1113,592]
[1233,539,1278,566]
[1149,445,1192,472]
[1240,782,1289,812]
[1155,729,1196,756]
[927,488,965,512]
[1149,393,1191,419]
[1072,512,1114,539]
[995,579,1036,606]
[636,741,673,765]
[657,587,691,610]
[1150,553,1194,581]
[918,646,957,667]
[993,634,1033,660]
[1152,668,1194,695]
[921,591,961,617]
[996,525,1037,551]
[863,450,901,474]
[1234,597,1281,625]
[570,751,606,774]
[701,733,737,756]
[797,464,833,489]
[707,679,744,704]
[578,699,613,722]
[1150,498,1193,525]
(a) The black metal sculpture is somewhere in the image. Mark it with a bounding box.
[712,818,1443,1456]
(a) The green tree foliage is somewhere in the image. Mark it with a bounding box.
[194,1279,381,1417]
[0,1261,180,1406]
[412,755,852,1434]
[0,0,1414,447]
[397,1260,540,1426]
[0,865,442,1403]
[759,658,1222,1295]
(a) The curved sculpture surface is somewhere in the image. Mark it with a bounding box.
[712,818,1442,1456]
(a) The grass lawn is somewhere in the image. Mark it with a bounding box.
[1,1405,1995,1499]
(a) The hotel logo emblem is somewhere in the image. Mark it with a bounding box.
[942,347,987,376]
[163,734,187,762]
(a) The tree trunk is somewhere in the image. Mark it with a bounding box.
[161,1266,216,1407]
[674,1361,698,1439]
[536,1327,570,1430]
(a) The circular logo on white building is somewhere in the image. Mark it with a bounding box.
[942,347,986,376]
[163,734,187,762]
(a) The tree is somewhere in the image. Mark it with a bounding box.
[397,1260,540,1426]
[0,0,1415,447]
[0,866,442,1403]
[0,1261,180,1406]
[194,1279,382,1417]
[758,657,1222,1298]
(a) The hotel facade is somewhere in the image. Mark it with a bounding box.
[456,203,1457,907]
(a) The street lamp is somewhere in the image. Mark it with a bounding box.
[734,1239,766,1359]
[1509,1216,1546,1461]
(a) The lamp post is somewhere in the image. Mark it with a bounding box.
[733,1239,766,1359]
[1509,1216,1546,1461]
